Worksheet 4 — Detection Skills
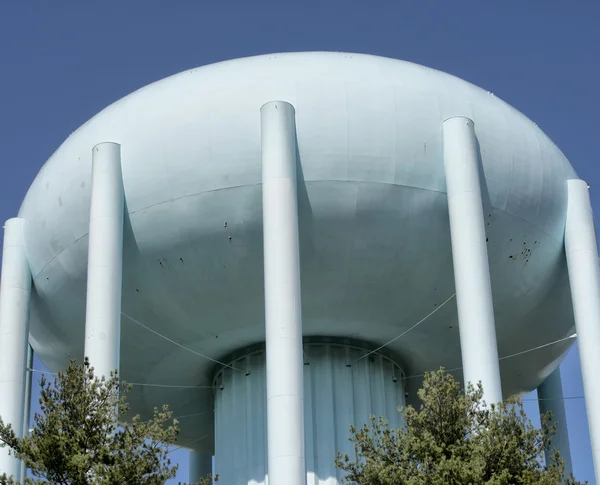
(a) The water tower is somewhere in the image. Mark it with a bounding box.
[1,52,599,484]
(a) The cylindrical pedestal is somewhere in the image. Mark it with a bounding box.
[261,101,305,485]
[213,342,406,485]
[189,451,213,483]
[443,117,502,405]
[0,218,32,480]
[537,366,572,475]
[83,142,124,379]
[565,179,600,482]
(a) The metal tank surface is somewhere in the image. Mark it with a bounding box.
[3,52,600,484]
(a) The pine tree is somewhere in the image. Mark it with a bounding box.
[335,369,586,485]
[0,358,215,485]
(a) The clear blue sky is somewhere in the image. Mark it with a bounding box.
[1,1,598,483]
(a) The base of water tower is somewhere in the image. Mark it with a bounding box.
[212,339,406,485]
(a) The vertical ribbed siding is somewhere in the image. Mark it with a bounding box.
[214,343,406,485]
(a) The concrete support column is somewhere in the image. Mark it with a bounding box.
[0,218,32,480]
[189,451,212,483]
[565,178,600,482]
[443,117,502,405]
[537,366,572,475]
[19,345,34,481]
[84,142,124,379]
[261,101,305,485]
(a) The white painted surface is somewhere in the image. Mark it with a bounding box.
[261,101,305,485]
[443,117,502,405]
[537,366,572,476]
[214,343,406,485]
[14,53,578,449]
[19,345,33,481]
[83,142,124,379]
[189,451,212,483]
[565,179,600,483]
[0,218,31,480]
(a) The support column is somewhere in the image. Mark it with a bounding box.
[537,366,572,475]
[443,117,502,405]
[0,218,32,480]
[565,178,600,482]
[84,142,124,379]
[19,345,34,482]
[189,451,212,483]
[261,101,305,485]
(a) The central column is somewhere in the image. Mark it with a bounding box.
[443,117,502,405]
[261,101,305,485]
[213,343,406,485]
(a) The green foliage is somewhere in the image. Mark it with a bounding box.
[335,369,585,485]
[0,358,214,485]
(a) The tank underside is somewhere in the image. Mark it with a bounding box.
[24,181,576,451]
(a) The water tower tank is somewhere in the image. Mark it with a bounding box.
[5,52,597,484]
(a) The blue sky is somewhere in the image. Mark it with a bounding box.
[1,1,598,483]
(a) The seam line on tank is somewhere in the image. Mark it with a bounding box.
[34,181,436,277]
[31,181,562,279]
[129,182,263,214]
[32,232,89,279]
[128,180,447,216]
[127,180,563,243]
